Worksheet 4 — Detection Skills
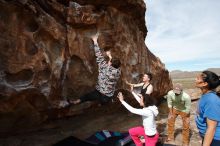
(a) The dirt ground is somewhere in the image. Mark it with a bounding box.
[0,89,203,146]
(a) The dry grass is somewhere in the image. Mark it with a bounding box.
[172,78,195,89]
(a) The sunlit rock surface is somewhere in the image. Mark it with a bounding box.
[0,0,172,135]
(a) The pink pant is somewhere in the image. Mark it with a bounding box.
[129,126,159,146]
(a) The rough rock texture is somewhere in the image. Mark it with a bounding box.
[0,0,172,136]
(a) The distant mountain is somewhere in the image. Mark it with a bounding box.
[170,68,220,79]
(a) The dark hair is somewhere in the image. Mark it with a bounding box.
[142,93,156,107]
[202,70,220,96]
[145,72,152,81]
[111,58,121,69]
[105,56,111,62]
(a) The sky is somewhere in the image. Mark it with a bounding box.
[144,0,220,71]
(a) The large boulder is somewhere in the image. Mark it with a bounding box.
[0,0,172,135]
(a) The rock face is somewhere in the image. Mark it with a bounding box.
[0,0,172,135]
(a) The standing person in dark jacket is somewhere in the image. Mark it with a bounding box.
[71,32,121,105]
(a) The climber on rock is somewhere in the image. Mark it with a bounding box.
[69,32,121,105]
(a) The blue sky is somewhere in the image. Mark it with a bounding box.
[144,0,220,71]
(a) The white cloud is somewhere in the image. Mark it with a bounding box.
[144,0,220,70]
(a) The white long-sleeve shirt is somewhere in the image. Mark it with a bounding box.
[121,100,158,136]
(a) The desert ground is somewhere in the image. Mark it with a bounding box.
[0,78,203,146]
